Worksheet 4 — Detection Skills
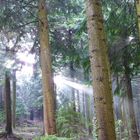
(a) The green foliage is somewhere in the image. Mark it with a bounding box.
[104,0,140,76]
[34,135,71,140]
[91,119,129,140]
[92,117,98,140]
[0,109,5,123]
[114,84,125,97]
[56,105,86,138]
[16,97,29,117]
[115,120,129,140]
[16,75,42,117]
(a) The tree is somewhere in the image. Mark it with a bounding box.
[85,0,116,139]
[136,0,140,38]
[38,0,56,135]
[12,70,16,129]
[5,71,12,135]
[123,55,139,140]
[105,1,140,139]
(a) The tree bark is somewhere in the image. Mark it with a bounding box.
[0,86,3,109]
[5,72,12,135]
[38,0,56,135]
[30,109,34,121]
[85,0,116,140]
[136,0,140,39]
[12,70,16,129]
[82,91,85,117]
[76,90,80,112]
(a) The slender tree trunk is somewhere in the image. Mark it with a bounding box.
[53,83,57,112]
[68,28,76,111]
[136,95,140,134]
[2,86,4,109]
[121,97,131,139]
[85,94,89,133]
[5,72,12,135]
[0,86,3,109]
[12,70,16,129]
[30,109,34,121]
[69,62,76,111]
[85,0,116,140]
[85,94,92,135]
[38,0,56,135]
[83,92,88,129]
[82,91,85,118]
[76,90,80,112]
[123,62,139,140]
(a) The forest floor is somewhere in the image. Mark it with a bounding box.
[0,121,43,140]
[0,121,93,140]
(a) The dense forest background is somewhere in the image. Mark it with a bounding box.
[0,0,140,140]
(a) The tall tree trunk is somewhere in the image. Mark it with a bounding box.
[121,97,131,139]
[5,72,12,135]
[85,0,116,140]
[30,108,34,121]
[53,83,57,112]
[84,94,89,132]
[82,91,85,118]
[12,70,16,129]
[69,62,76,111]
[0,86,3,109]
[38,0,56,135]
[136,0,140,38]
[85,94,92,135]
[123,62,139,140]
[68,27,76,111]
[76,90,80,112]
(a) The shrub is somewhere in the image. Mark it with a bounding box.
[115,120,129,140]
[56,105,86,138]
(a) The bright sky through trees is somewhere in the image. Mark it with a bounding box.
[16,53,35,77]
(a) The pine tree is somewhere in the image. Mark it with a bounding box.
[38,0,56,135]
[85,0,116,139]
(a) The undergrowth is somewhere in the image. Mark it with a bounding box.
[56,105,86,138]
[34,135,71,140]
[0,109,5,123]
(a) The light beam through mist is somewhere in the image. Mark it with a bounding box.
[54,75,92,95]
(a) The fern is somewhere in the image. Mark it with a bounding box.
[56,105,86,138]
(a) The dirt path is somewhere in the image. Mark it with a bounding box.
[0,122,43,140]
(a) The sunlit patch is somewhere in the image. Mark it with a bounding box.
[16,53,35,65]
[54,75,65,86]
[4,60,15,69]
[16,53,35,80]
[54,75,92,95]
[128,36,134,42]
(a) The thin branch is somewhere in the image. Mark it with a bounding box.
[21,0,37,9]
[10,20,38,32]
[23,7,38,20]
